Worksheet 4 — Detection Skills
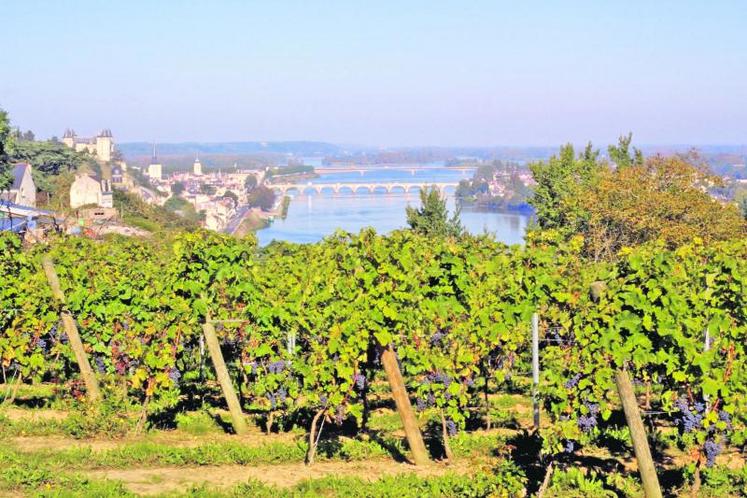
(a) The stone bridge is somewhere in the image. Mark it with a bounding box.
[270,182,459,196]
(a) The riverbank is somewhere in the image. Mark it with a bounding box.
[457,198,534,216]
[233,210,270,237]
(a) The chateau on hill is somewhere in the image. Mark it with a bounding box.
[62,129,114,162]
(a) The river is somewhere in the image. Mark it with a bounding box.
[255,165,530,246]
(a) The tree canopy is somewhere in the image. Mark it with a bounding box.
[529,137,746,260]
[583,153,746,260]
[247,186,276,211]
[244,174,258,192]
[171,181,186,196]
[529,142,603,237]
[0,108,13,190]
[406,187,464,238]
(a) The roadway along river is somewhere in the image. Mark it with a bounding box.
[256,165,530,246]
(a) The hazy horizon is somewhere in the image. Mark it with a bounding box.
[2,1,746,147]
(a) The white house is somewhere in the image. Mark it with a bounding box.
[1,163,36,207]
[70,174,113,209]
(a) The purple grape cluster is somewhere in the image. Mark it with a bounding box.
[266,387,288,409]
[576,402,599,432]
[675,397,703,433]
[704,439,722,467]
[36,338,48,353]
[551,327,574,346]
[578,414,597,432]
[564,373,582,389]
[266,392,278,409]
[430,331,446,345]
[115,356,137,375]
[267,360,286,374]
[564,440,575,453]
[168,368,181,383]
[353,373,366,390]
[446,419,457,436]
[426,372,452,388]
[335,405,345,425]
[416,393,436,411]
[586,403,600,416]
[320,394,328,405]
[95,356,106,374]
[718,410,732,429]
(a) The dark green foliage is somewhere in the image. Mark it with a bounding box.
[10,140,93,177]
[222,190,238,205]
[114,190,200,231]
[265,164,315,179]
[172,181,186,195]
[0,107,13,189]
[528,142,603,235]
[244,174,258,191]
[247,185,276,210]
[607,132,643,168]
[406,187,464,237]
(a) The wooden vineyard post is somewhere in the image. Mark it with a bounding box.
[42,256,101,402]
[380,345,430,466]
[615,369,662,498]
[531,312,540,431]
[202,320,248,435]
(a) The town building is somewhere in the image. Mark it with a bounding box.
[62,129,114,162]
[0,163,36,207]
[112,164,124,186]
[147,144,163,180]
[70,174,113,209]
[193,155,203,175]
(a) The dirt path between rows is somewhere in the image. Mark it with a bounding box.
[88,459,468,495]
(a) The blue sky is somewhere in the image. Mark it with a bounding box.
[2,1,745,146]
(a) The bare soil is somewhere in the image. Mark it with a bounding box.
[1,407,68,422]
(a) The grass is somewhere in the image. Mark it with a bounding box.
[213,468,527,498]
[2,386,744,497]
[175,411,223,436]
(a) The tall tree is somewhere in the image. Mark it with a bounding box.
[528,142,603,236]
[608,132,643,168]
[171,181,186,196]
[244,174,258,192]
[247,186,276,211]
[406,187,464,238]
[0,107,13,190]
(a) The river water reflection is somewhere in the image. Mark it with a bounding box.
[256,166,530,246]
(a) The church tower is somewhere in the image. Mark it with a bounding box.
[193,153,203,176]
[147,143,163,180]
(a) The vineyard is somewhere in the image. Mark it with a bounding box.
[0,229,746,497]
